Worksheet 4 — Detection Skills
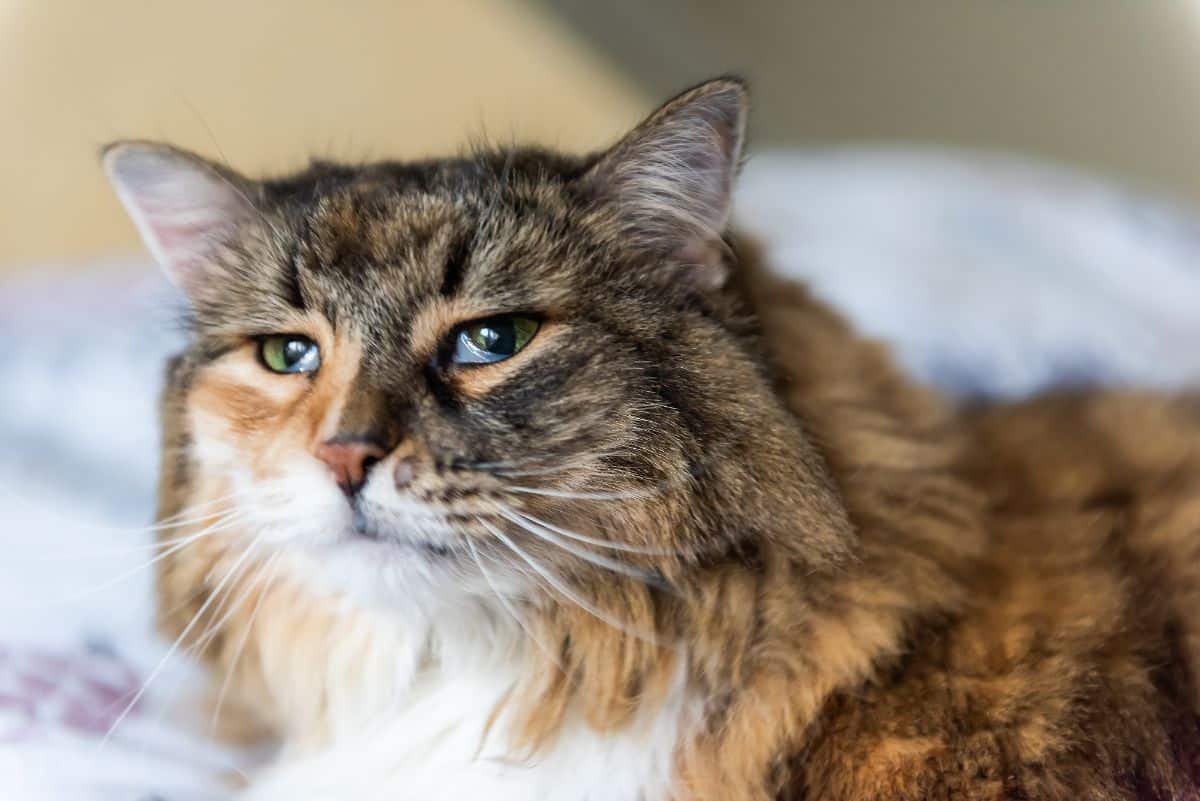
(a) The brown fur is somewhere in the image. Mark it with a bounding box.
[111,79,1199,800]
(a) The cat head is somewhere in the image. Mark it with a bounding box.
[104,78,850,623]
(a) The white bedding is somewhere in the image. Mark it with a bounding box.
[2,148,1199,800]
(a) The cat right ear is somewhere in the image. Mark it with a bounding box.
[581,77,748,291]
[102,142,261,296]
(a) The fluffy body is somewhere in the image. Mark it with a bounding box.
[105,80,1200,800]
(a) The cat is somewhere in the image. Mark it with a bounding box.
[101,77,1200,800]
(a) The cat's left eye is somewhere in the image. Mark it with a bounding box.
[259,335,321,374]
[451,316,539,365]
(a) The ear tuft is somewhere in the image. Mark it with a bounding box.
[102,142,260,295]
[584,77,748,288]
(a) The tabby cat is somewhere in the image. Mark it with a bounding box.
[102,78,1200,800]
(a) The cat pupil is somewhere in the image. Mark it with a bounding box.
[473,324,510,353]
[284,339,309,365]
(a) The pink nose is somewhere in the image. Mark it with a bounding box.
[315,440,387,496]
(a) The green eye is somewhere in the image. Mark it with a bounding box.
[453,316,539,365]
[259,335,321,374]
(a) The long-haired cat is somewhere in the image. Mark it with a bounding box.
[102,78,1200,800]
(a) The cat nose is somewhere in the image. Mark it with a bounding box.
[316,439,387,497]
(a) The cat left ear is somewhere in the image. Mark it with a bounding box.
[582,77,748,290]
[102,142,261,298]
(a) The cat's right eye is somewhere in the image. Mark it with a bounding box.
[259,335,321,374]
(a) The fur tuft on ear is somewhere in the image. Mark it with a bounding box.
[102,142,261,296]
[583,77,748,289]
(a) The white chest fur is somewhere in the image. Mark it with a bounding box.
[238,568,693,801]
[243,663,691,801]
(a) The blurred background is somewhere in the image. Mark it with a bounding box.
[7,0,1200,270]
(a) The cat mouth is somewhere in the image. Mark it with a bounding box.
[349,505,456,557]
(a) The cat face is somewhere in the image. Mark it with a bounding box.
[105,79,842,615]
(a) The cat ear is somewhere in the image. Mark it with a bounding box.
[583,77,748,290]
[102,142,261,296]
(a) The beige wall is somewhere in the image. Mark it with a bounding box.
[9,1,1200,272]
[548,0,1200,210]
[0,0,647,270]
[731,1,1200,206]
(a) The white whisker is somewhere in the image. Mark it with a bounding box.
[466,538,561,669]
[496,503,676,556]
[14,512,250,610]
[188,541,270,656]
[146,541,270,747]
[1,487,248,542]
[494,507,668,585]
[476,517,669,648]
[24,510,247,561]
[503,485,650,501]
[209,552,284,738]
[97,538,262,750]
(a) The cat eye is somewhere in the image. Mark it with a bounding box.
[259,335,321,374]
[451,316,539,365]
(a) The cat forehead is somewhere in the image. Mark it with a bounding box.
[275,171,595,318]
[270,150,589,248]
[294,187,473,298]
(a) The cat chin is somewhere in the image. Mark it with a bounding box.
[283,528,498,617]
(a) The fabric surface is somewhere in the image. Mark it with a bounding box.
[2,148,1199,800]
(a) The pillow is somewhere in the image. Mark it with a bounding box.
[737,148,1200,397]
